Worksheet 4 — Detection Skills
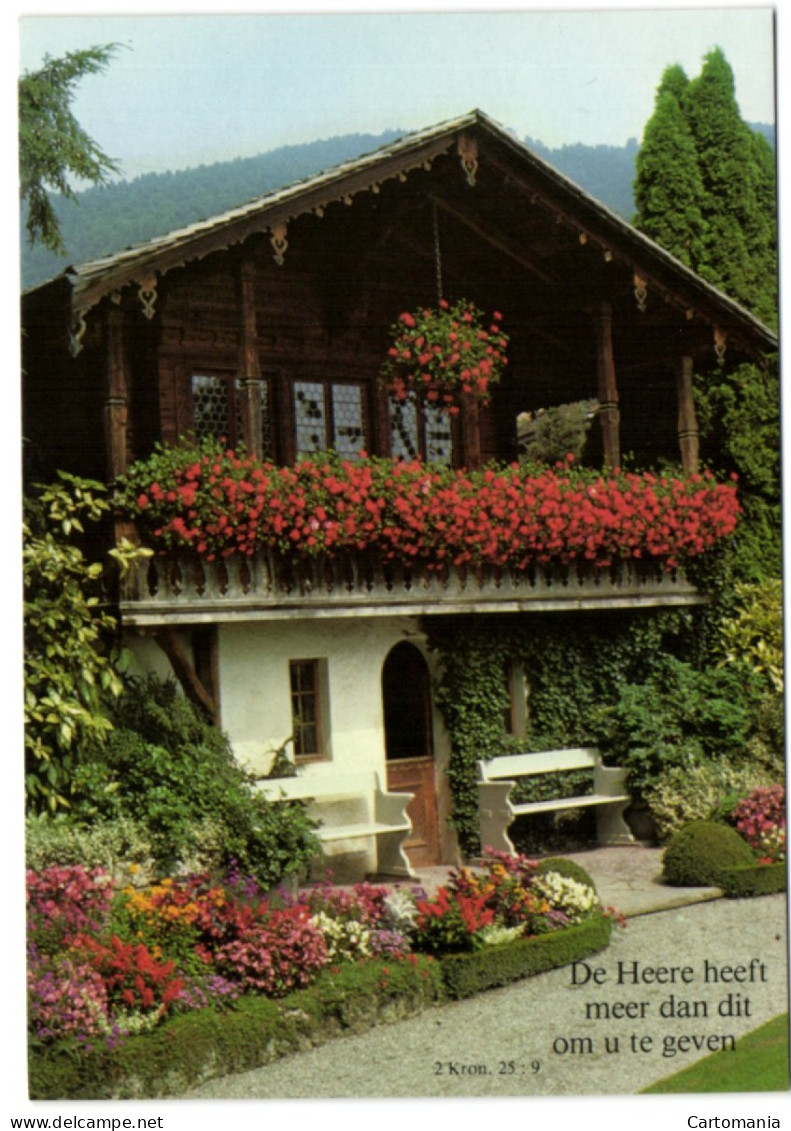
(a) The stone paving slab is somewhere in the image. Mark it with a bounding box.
[563,845,723,917]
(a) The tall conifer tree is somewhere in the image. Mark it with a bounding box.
[681,47,776,320]
[633,65,704,267]
[19,44,120,254]
[634,47,779,583]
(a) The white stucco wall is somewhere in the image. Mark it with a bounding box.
[218,617,408,776]
[123,615,459,868]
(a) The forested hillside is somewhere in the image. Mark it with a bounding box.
[20,122,774,291]
[526,137,640,218]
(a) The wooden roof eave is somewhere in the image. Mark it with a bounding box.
[33,106,775,359]
[64,131,467,351]
[475,125,778,356]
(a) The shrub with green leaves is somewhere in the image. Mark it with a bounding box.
[70,674,320,888]
[25,815,154,879]
[718,579,783,693]
[644,757,775,842]
[593,653,763,797]
[662,820,756,887]
[23,474,122,814]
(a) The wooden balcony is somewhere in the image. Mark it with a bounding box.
[118,548,705,625]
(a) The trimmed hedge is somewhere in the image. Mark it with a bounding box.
[29,915,612,1099]
[439,912,612,1000]
[660,819,786,898]
[662,820,757,887]
[718,861,787,899]
[29,957,444,1100]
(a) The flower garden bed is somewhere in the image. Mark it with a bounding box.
[27,852,616,1099]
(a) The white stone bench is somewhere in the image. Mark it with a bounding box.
[257,770,415,877]
[477,748,634,855]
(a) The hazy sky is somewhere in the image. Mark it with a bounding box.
[17,4,777,181]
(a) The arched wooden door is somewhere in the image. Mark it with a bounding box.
[382,641,440,867]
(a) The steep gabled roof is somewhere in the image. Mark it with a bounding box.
[28,108,777,356]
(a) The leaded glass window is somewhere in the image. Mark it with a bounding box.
[191,372,272,456]
[294,382,328,457]
[331,384,365,457]
[192,374,236,442]
[424,403,453,464]
[390,395,419,460]
[389,394,453,465]
[293,380,368,459]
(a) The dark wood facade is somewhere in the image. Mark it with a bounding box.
[19,112,779,870]
[22,111,776,495]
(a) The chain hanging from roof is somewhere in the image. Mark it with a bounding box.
[433,201,444,304]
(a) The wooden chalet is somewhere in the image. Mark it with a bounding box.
[22,109,778,875]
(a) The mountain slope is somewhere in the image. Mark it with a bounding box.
[20,123,774,291]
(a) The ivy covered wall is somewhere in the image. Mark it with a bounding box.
[425,607,691,854]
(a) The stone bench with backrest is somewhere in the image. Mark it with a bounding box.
[257,770,415,877]
[477,747,634,855]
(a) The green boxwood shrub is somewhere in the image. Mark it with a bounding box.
[662,820,756,887]
[439,912,611,1000]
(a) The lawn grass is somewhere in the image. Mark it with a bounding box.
[642,1013,789,1094]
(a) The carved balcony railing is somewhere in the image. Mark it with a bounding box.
[118,547,705,625]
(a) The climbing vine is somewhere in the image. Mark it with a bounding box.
[425,610,690,855]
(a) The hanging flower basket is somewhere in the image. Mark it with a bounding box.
[380,298,509,416]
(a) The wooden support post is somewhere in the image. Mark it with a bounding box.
[104,306,130,482]
[676,355,700,473]
[461,400,482,470]
[154,627,217,723]
[236,258,264,457]
[103,307,140,552]
[594,302,621,469]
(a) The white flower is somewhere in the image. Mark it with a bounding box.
[532,872,599,922]
[383,889,418,932]
[310,912,372,960]
[478,923,524,947]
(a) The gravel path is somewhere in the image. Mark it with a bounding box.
[183,894,788,1099]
